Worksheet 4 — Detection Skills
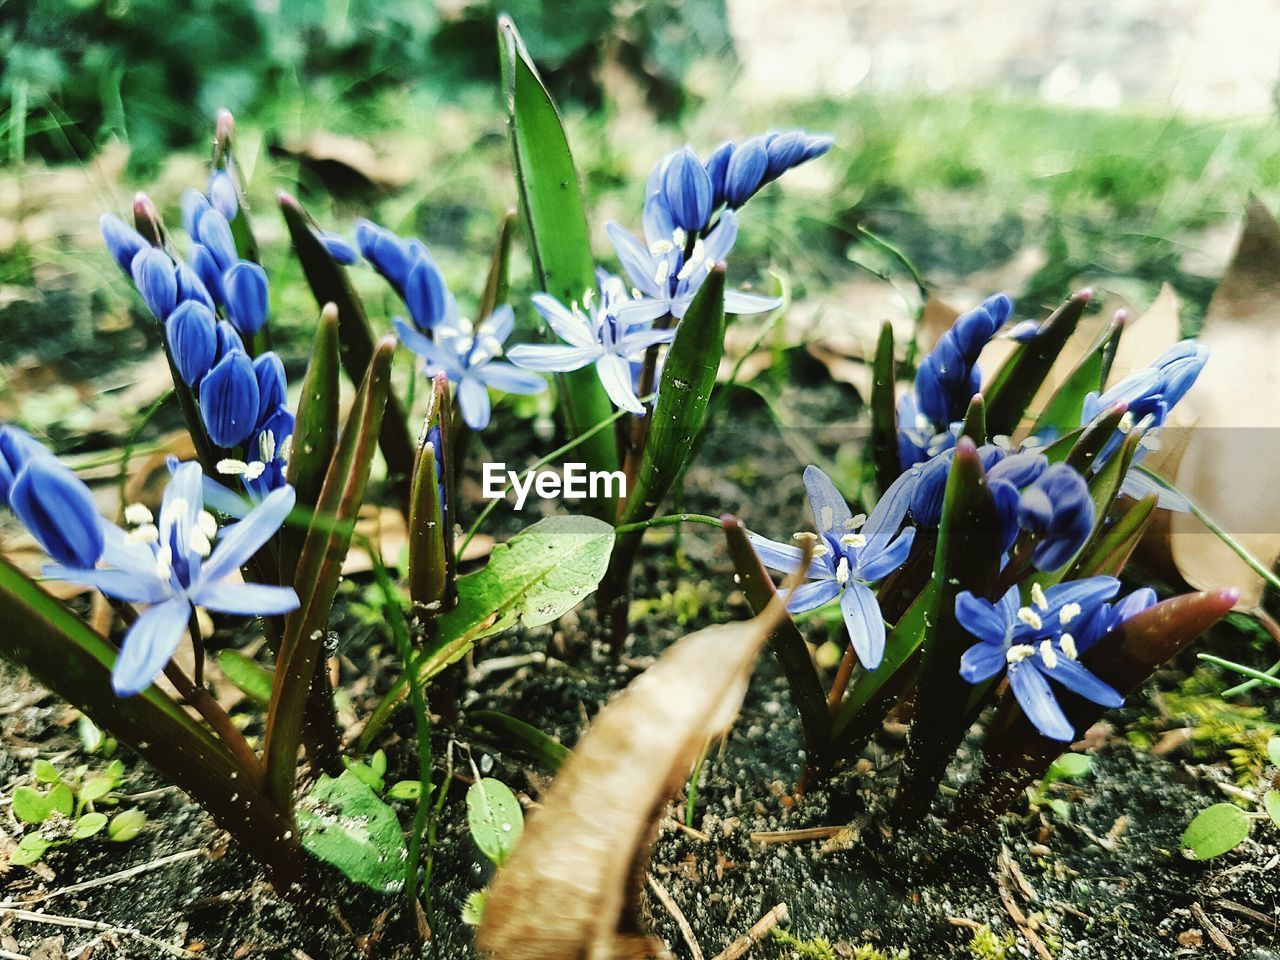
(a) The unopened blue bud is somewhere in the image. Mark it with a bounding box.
[320,232,359,265]
[196,208,237,272]
[1017,464,1094,571]
[100,215,148,275]
[224,261,270,336]
[181,189,211,238]
[764,131,807,181]
[0,426,45,507]
[130,248,178,320]
[165,301,218,386]
[175,261,215,313]
[355,219,413,290]
[661,147,713,234]
[10,456,104,569]
[723,137,769,208]
[190,245,226,306]
[209,170,239,221]
[704,141,734,209]
[252,352,287,427]
[200,350,261,449]
[404,256,450,332]
[215,320,245,362]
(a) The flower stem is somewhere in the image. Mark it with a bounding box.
[826,646,859,715]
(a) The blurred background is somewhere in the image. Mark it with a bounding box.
[1,0,1279,448]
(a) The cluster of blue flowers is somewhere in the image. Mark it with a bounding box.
[509,131,830,413]
[101,196,293,502]
[0,428,296,695]
[955,577,1155,741]
[355,220,546,430]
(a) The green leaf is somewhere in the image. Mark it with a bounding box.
[498,16,618,492]
[265,341,393,811]
[387,780,426,801]
[1046,798,1071,820]
[279,193,414,510]
[984,291,1092,436]
[77,713,104,754]
[1268,737,1280,768]
[467,710,572,773]
[13,833,49,865]
[108,809,147,842]
[341,757,385,794]
[217,649,274,707]
[49,782,73,817]
[1182,803,1250,860]
[370,749,387,779]
[73,811,108,839]
[1046,753,1092,781]
[466,777,524,867]
[869,321,900,497]
[286,303,341,530]
[1032,318,1122,434]
[12,786,51,824]
[79,773,113,805]
[298,770,408,894]
[462,889,488,926]
[408,377,452,612]
[1265,791,1280,829]
[32,759,60,784]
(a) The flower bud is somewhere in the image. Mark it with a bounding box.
[404,256,449,331]
[100,215,148,275]
[723,137,768,208]
[252,352,287,427]
[320,232,359,265]
[190,244,226,306]
[209,170,239,221]
[196,208,237,272]
[215,320,245,362]
[704,141,734,209]
[10,456,104,569]
[175,261,215,313]
[165,301,218,386]
[355,219,413,290]
[1017,464,1094,571]
[181,188,211,238]
[199,350,261,448]
[661,147,713,234]
[130,247,178,320]
[0,425,46,507]
[224,261,270,336]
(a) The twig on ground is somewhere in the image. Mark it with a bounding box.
[0,908,197,958]
[1216,899,1279,929]
[647,874,704,960]
[947,917,984,931]
[1191,902,1236,955]
[995,850,1052,960]
[749,826,843,844]
[0,848,205,909]
[711,903,788,960]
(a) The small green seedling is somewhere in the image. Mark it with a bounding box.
[11,757,145,866]
[340,749,428,803]
[1027,752,1093,820]
[461,773,525,927]
[1181,736,1280,860]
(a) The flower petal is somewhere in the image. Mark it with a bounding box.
[723,290,781,315]
[192,581,300,617]
[531,293,596,349]
[616,299,672,327]
[393,316,442,366]
[1040,656,1123,708]
[507,344,598,373]
[1008,663,1074,741]
[476,362,547,395]
[959,641,1007,683]
[862,466,916,550]
[457,376,492,430]
[595,354,645,414]
[199,485,295,584]
[841,581,886,670]
[785,577,841,613]
[112,597,191,696]
[857,527,914,582]
[802,465,853,537]
[43,564,171,604]
[606,222,663,299]
[955,591,1008,645]
[746,533,830,579]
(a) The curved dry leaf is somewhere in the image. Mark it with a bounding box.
[1167,199,1280,609]
[475,602,786,960]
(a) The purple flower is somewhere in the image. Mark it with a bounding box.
[748,466,917,669]
[44,462,298,696]
[956,577,1123,741]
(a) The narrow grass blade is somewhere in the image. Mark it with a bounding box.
[870,321,900,496]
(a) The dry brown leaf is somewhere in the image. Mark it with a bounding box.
[1164,199,1280,609]
[476,601,787,960]
[1108,283,1180,385]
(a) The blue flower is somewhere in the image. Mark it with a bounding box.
[190,245,226,306]
[956,577,1123,741]
[606,211,780,323]
[223,261,270,337]
[395,306,546,430]
[208,170,239,221]
[320,232,359,266]
[354,219,415,292]
[199,349,260,449]
[43,462,298,696]
[658,147,714,234]
[166,301,218,387]
[181,188,212,238]
[218,409,294,500]
[403,255,452,333]
[1016,464,1095,571]
[508,275,677,415]
[130,248,179,321]
[10,455,105,570]
[705,131,832,209]
[0,426,46,506]
[195,208,237,273]
[252,352,287,427]
[99,215,148,275]
[748,466,917,669]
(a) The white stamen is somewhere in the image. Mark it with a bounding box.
[125,524,159,545]
[258,430,276,464]
[1017,606,1043,630]
[1059,602,1081,625]
[835,556,850,585]
[1006,644,1035,664]
[819,506,835,531]
[155,545,173,581]
[217,459,266,481]
[648,239,675,256]
[653,259,671,286]
[1118,411,1135,434]
[840,533,867,549]
[198,511,218,540]
[843,514,867,531]
[189,526,212,557]
[1030,582,1048,611]
[1060,633,1078,659]
[672,227,687,249]
[278,434,293,464]
[1039,640,1058,669]
[582,287,595,311]
[124,503,153,526]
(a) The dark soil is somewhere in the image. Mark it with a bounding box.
[3,366,1280,959]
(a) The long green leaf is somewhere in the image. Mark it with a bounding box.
[264,340,393,809]
[467,710,571,773]
[498,16,618,490]
[721,515,831,768]
[1032,317,1122,434]
[408,375,452,618]
[279,192,414,511]
[870,321,900,496]
[0,560,308,889]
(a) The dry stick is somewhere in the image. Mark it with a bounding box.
[1191,903,1236,955]
[1,908,197,959]
[647,874,704,960]
[996,885,1052,960]
[0,948,28,960]
[749,826,844,844]
[826,647,858,714]
[1215,899,1279,930]
[710,903,789,960]
[0,848,204,909]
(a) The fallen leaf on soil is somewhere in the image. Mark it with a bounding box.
[476,599,789,959]
[1163,200,1280,610]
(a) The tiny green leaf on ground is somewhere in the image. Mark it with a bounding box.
[12,786,51,824]
[1265,791,1280,829]
[1182,802,1251,860]
[297,770,408,893]
[217,649,274,706]
[1047,753,1093,781]
[466,777,524,867]
[109,809,147,841]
